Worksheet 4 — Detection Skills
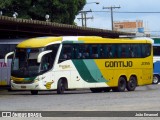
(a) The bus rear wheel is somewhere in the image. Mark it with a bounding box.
[153,74,159,84]
[126,76,137,91]
[31,90,38,95]
[57,79,66,94]
[112,77,126,92]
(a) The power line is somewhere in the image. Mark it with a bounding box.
[92,11,160,13]
[91,11,160,13]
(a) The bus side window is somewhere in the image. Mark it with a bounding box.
[130,44,140,58]
[143,44,151,57]
[91,45,99,58]
[112,45,117,58]
[106,45,113,58]
[137,44,142,57]
[78,45,83,59]
[100,45,107,58]
[75,44,91,59]
[120,45,127,58]
[129,45,135,58]
[147,44,151,56]
[59,44,73,63]
[74,44,79,59]
[83,45,90,59]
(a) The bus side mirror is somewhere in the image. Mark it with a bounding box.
[37,50,52,63]
[5,51,14,63]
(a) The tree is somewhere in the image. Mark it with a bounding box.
[0,0,86,24]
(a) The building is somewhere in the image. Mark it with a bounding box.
[113,20,150,37]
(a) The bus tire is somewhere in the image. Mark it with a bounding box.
[57,79,66,94]
[112,77,126,92]
[153,74,159,84]
[90,88,103,93]
[126,76,137,91]
[31,90,38,95]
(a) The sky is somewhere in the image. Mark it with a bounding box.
[74,0,160,36]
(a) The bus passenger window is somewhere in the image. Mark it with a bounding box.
[142,44,151,57]
[91,45,99,58]
[107,46,113,58]
[78,45,83,59]
[130,45,139,58]
[59,44,73,63]
[83,45,90,59]
[99,45,104,58]
[78,53,82,58]
[121,49,126,58]
[129,47,134,58]
[75,44,91,59]
[145,44,151,56]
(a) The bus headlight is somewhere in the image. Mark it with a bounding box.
[34,80,39,83]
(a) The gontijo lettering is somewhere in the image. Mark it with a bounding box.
[105,61,133,67]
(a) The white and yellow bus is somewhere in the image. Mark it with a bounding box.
[5,36,153,94]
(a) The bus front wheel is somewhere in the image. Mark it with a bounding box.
[153,74,160,84]
[31,90,38,95]
[126,76,137,91]
[57,79,66,94]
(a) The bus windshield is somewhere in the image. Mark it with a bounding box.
[11,48,43,78]
[11,43,59,78]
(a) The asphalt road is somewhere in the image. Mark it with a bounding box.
[0,84,160,120]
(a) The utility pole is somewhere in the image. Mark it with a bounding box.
[77,10,93,27]
[103,6,121,31]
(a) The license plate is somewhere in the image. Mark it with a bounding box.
[21,86,26,89]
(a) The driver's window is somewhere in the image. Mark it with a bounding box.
[41,54,51,71]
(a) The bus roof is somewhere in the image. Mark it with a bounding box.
[17,36,152,48]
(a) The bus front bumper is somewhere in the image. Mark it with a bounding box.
[11,80,47,90]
